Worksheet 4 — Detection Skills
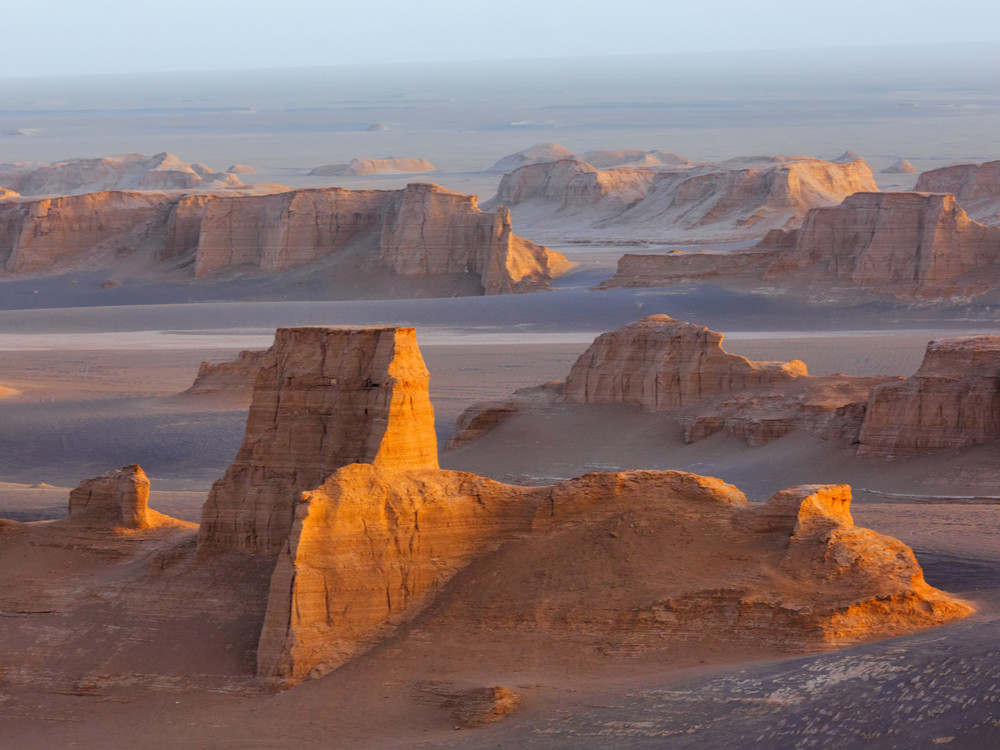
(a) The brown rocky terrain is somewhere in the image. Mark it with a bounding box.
[450,316,1000,455]
[309,157,435,176]
[858,336,1000,456]
[488,155,876,243]
[65,464,193,531]
[915,158,1000,224]
[179,348,271,401]
[0,152,241,195]
[0,182,567,295]
[601,191,1000,299]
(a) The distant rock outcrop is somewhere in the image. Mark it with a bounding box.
[180,348,271,400]
[580,149,692,168]
[0,186,19,200]
[66,464,189,530]
[882,159,917,174]
[0,153,241,196]
[227,164,256,174]
[600,191,1000,300]
[564,315,807,409]
[197,326,439,556]
[0,183,567,295]
[488,155,877,243]
[310,157,434,176]
[915,159,1000,224]
[485,143,575,173]
[858,336,1000,456]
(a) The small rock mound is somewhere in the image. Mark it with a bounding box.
[881,159,917,174]
[486,143,575,173]
[447,686,523,727]
[180,348,270,400]
[227,164,256,174]
[309,157,434,176]
[65,465,190,531]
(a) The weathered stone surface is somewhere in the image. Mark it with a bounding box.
[0,183,566,294]
[309,157,434,176]
[485,143,575,172]
[858,336,1000,456]
[258,465,970,688]
[762,192,1000,296]
[488,155,876,243]
[66,464,187,530]
[597,249,778,289]
[197,326,438,556]
[0,152,241,196]
[257,464,547,687]
[563,314,807,409]
[180,348,271,400]
[915,159,1000,223]
[448,383,561,449]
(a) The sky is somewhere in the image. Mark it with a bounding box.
[3,0,1000,78]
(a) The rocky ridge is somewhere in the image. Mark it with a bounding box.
[915,159,1000,224]
[0,152,241,196]
[309,157,434,176]
[0,183,567,295]
[488,155,877,243]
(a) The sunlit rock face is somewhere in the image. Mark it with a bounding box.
[563,314,807,409]
[858,336,1000,456]
[916,159,1000,224]
[197,326,439,556]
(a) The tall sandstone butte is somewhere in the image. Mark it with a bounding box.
[858,336,1000,456]
[197,326,438,556]
[915,159,1000,224]
[563,314,807,409]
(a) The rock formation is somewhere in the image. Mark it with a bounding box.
[858,336,1000,456]
[180,348,271,400]
[485,143,575,172]
[563,315,807,409]
[601,191,1000,300]
[915,159,1000,224]
[761,192,1000,297]
[0,186,19,200]
[197,326,439,556]
[65,464,188,530]
[450,316,894,449]
[0,152,241,196]
[882,159,917,174]
[227,164,257,174]
[0,183,567,295]
[488,155,877,243]
[310,157,434,176]
[580,149,692,168]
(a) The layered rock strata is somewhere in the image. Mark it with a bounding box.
[600,191,1000,299]
[488,155,876,242]
[0,183,566,294]
[563,315,808,409]
[66,464,187,530]
[915,159,1000,224]
[197,326,438,556]
[858,336,1000,456]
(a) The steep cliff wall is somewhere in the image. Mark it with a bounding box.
[858,336,1000,456]
[197,326,438,556]
[763,192,1000,295]
[915,159,1000,224]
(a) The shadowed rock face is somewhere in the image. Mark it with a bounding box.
[197,326,438,556]
[563,314,807,409]
[180,349,271,399]
[0,183,567,295]
[858,336,1000,456]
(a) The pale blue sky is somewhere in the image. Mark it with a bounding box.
[4,0,999,77]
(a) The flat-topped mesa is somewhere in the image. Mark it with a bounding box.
[563,314,807,409]
[858,336,1000,456]
[65,464,187,531]
[915,159,1000,224]
[197,326,438,556]
[762,192,1000,294]
[309,157,435,176]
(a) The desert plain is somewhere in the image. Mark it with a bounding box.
[1,44,1000,748]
